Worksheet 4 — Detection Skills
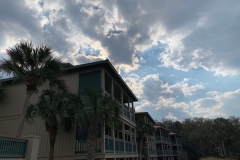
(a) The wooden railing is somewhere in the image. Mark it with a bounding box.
[0,136,27,158]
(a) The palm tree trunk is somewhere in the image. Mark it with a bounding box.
[86,120,98,160]
[49,128,57,160]
[16,90,33,138]
[138,137,143,160]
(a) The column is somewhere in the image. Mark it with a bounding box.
[101,123,105,153]
[134,128,136,142]
[122,122,125,153]
[130,127,132,153]
[22,135,41,160]
[112,122,115,153]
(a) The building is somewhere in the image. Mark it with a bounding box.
[170,133,187,160]
[135,112,157,160]
[0,60,138,160]
[134,113,187,160]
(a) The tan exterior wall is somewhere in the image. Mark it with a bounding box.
[0,66,137,159]
[0,71,80,158]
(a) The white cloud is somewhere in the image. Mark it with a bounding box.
[125,74,204,118]
[190,89,240,118]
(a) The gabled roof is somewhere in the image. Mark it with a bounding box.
[0,59,138,101]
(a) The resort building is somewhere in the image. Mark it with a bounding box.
[135,112,157,160]
[0,60,187,160]
[170,133,187,160]
[0,60,138,160]
[155,122,173,160]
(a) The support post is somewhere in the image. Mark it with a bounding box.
[23,135,41,160]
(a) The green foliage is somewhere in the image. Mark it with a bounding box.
[71,89,122,160]
[26,79,73,133]
[74,89,122,129]
[0,41,63,138]
[136,118,155,137]
[162,117,240,160]
[0,41,63,92]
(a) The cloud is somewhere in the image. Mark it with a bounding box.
[1,0,240,120]
[124,74,204,119]
[1,0,240,76]
[159,1,240,76]
[191,89,240,118]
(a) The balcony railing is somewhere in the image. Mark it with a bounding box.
[157,150,174,156]
[173,151,186,156]
[107,138,136,154]
[0,136,27,158]
[149,148,157,155]
[105,136,114,152]
[75,138,101,154]
[76,137,137,155]
[123,106,135,123]
[115,139,124,152]
[172,140,183,145]
[105,91,135,123]
[155,136,171,143]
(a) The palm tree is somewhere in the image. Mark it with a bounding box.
[136,118,155,160]
[74,89,122,160]
[26,80,74,160]
[0,42,62,138]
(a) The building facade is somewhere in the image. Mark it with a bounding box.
[0,60,188,160]
[135,112,157,160]
[0,60,138,160]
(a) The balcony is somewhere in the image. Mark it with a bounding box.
[77,136,137,154]
[155,136,171,143]
[106,137,137,154]
[75,138,101,154]
[149,148,157,155]
[123,106,135,123]
[171,140,182,145]
[104,89,135,123]
[0,136,27,158]
[157,150,174,156]
[173,151,186,156]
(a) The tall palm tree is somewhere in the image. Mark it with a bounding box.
[26,80,74,160]
[74,89,122,160]
[136,118,155,160]
[0,42,62,138]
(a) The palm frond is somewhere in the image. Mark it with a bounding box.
[0,41,63,93]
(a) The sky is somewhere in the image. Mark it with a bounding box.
[0,0,240,121]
